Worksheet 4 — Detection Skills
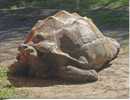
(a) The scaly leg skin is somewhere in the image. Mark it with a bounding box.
[32,41,91,70]
[51,50,92,70]
[57,65,98,83]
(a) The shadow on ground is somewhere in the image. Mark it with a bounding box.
[8,74,96,87]
[7,62,113,88]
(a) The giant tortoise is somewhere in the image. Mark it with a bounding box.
[9,10,120,82]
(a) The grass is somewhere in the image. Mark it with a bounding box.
[0,66,16,99]
[82,9,128,29]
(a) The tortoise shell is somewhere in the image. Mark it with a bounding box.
[24,10,120,70]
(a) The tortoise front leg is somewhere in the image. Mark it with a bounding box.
[32,40,91,70]
[57,65,98,83]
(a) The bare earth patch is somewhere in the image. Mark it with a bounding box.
[0,28,129,98]
[10,51,128,99]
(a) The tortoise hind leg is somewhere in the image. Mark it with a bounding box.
[58,65,98,83]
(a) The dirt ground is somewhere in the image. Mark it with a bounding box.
[0,11,129,98]
[10,52,129,99]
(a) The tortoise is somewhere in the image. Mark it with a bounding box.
[10,10,120,82]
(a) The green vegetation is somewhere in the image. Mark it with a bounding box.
[0,66,16,99]
[85,9,128,29]
[0,0,128,10]
[0,0,128,29]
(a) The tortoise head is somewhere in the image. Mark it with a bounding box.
[18,44,37,56]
